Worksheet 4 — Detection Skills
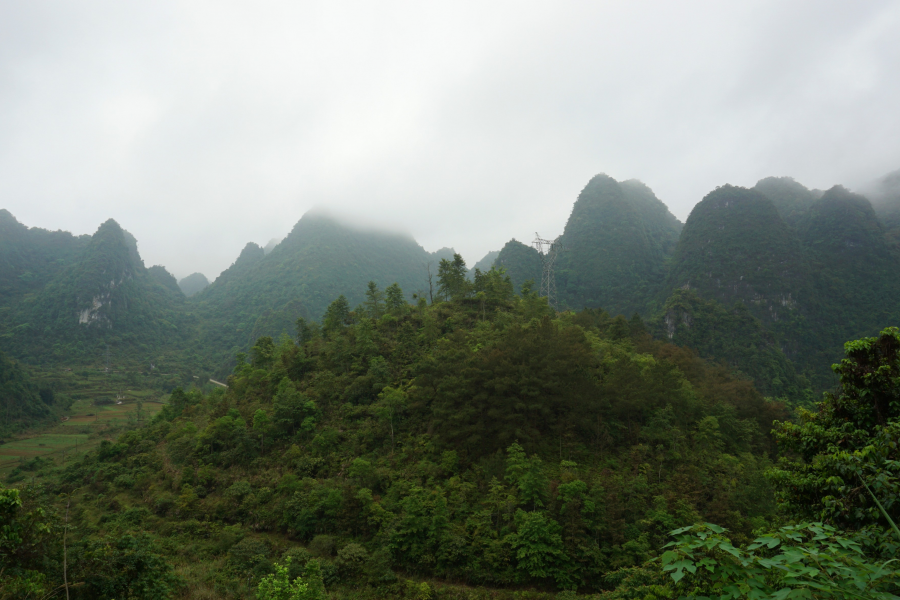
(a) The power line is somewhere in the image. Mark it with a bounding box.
[532,233,565,311]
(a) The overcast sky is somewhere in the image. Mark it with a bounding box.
[2,1,899,279]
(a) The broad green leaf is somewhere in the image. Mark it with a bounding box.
[661,550,678,565]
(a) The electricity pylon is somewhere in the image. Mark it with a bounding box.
[532,233,564,311]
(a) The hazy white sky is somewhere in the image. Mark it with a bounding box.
[2,1,899,279]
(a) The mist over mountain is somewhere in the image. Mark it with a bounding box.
[190,212,459,368]
[177,272,209,297]
[861,168,900,250]
[3,168,900,598]
[753,176,821,226]
[2,167,899,395]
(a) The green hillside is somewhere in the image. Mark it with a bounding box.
[0,350,52,438]
[0,210,89,312]
[3,277,790,597]
[494,239,542,294]
[4,219,193,368]
[191,213,459,370]
[3,194,900,598]
[652,290,810,400]
[797,185,900,376]
[556,174,681,316]
[665,184,810,320]
[753,176,819,225]
[148,265,184,296]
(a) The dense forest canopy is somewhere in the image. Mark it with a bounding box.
[1,169,900,597]
[1,267,897,598]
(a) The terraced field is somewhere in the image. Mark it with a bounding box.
[0,367,170,475]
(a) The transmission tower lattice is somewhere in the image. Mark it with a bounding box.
[532,233,564,311]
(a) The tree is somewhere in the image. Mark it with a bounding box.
[296,318,313,344]
[364,281,384,319]
[74,534,180,600]
[272,379,317,439]
[473,267,514,304]
[375,386,408,454]
[512,510,572,588]
[0,486,57,598]
[424,262,435,304]
[322,295,351,334]
[256,557,325,600]
[253,409,272,453]
[437,253,470,301]
[385,282,405,314]
[768,326,900,533]
[505,442,549,511]
[251,337,276,370]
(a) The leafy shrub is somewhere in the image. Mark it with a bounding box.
[153,493,175,516]
[335,542,368,578]
[659,522,900,599]
[113,474,136,490]
[228,537,271,578]
[309,534,335,557]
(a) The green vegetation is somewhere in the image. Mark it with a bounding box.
[494,239,542,294]
[664,184,809,323]
[768,326,900,537]
[652,290,810,400]
[0,209,89,313]
[606,326,900,599]
[0,267,794,597]
[556,175,681,317]
[0,350,54,438]
[191,213,459,373]
[3,171,900,597]
[754,176,819,225]
[150,265,185,296]
[0,218,197,371]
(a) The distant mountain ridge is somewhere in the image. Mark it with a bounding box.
[492,171,900,395]
[191,211,460,367]
[178,272,210,297]
[495,174,682,315]
[0,217,191,366]
[2,168,899,399]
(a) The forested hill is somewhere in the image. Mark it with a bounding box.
[489,172,900,396]
[664,184,808,316]
[178,272,210,297]
[190,212,459,370]
[494,174,682,315]
[2,169,899,398]
[11,277,793,597]
[0,218,192,367]
[0,210,89,312]
[555,174,681,317]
